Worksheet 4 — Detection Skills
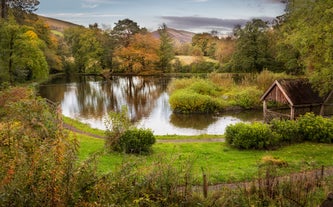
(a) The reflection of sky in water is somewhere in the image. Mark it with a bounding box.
[41,76,263,135]
[61,83,79,118]
[137,94,242,135]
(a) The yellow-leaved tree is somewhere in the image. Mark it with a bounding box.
[114,33,160,74]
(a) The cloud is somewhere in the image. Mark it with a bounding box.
[81,3,98,8]
[161,16,277,33]
[82,0,120,4]
[192,0,209,2]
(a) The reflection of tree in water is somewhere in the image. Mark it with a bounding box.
[40,75,171,121]
[75,76,109,118]
[222,110,263,122]
[170,114,218,130]
[111,76,170,121]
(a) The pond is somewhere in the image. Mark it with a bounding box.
[39,75,263,135]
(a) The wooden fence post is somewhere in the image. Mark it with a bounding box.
[203,173,208,198]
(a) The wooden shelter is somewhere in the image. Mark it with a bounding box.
[321,90,333,116]
[260,79,325,122]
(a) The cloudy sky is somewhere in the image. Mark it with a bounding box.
[36,0,286,34]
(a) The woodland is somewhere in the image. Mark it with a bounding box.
[0,0,332,96]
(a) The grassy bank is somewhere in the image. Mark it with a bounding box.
[64,116,333,184]
[73,130,333,184]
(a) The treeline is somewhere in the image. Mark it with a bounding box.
[0,0,332,95]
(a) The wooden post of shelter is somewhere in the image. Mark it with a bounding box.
[290,106,295,120]
[263,100,267,120]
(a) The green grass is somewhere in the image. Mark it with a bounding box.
[51,30,64,37]
[63,116,106,137]
[156,134,223,140]
[64,115,223,141]
[75,132,333,184]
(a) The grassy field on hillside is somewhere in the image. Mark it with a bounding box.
[175,55,219,65]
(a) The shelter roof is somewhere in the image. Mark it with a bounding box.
[260,79,323,106]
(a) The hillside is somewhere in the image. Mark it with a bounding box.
[38,16,82,32]
[152,28,195,44]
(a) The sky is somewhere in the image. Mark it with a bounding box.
[36,0,287,34]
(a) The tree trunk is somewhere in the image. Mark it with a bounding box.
[1,0,6,19]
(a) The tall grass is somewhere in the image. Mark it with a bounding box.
[168,74,264,113]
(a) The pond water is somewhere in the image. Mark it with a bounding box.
[39,75,263,135]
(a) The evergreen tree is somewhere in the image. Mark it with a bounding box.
[111,18,146,47]
[157,24,174,72]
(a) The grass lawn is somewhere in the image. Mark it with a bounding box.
[73,131,333,185]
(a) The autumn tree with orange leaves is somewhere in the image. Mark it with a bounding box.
[114,33,160,74]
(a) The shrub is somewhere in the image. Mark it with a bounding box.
[167,77,200,93]
[188,79,220,96]
[232,87,262,109]
[270,119,301,144]
[118,128,156,154]
[225,122,279,150]
[169,89,222,113]
[104,106,132,152]
[297,113,333,143]
[105,106,156,154]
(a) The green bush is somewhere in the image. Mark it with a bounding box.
[232,87,262,109]
[297,113,333,143]
[104,106,132,152]
[188,79,220,96]
[169,79,224,113]
[118,128,156,154]
[225,122,279,150]
[270,119,301,144]
[169,89,222,113]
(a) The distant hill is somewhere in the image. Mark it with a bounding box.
[38,16,81,32]
[152,28,195,44]
[39,16,195,44]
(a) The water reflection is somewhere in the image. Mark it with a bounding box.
[39,75,263,135]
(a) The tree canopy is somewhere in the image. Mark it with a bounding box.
[1,0,40,19]
[230,19,273,73]
[276,0,333,95]
[0,16,48,83]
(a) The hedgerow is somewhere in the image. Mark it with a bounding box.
[226,113,333,150]
[225,122,279,150]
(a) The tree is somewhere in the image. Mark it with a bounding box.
[64,27,103,73]
[89,23,116,70]
[111,18,146,47]
[1,0,40,19]
[276,0,333,95]
[114,33,160,73]
[231,19,273,73]
[192,33,219,57]
[0,16,48,83]
[214,37,236,63]
[30,18,63,72]
[157,23,174,72]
